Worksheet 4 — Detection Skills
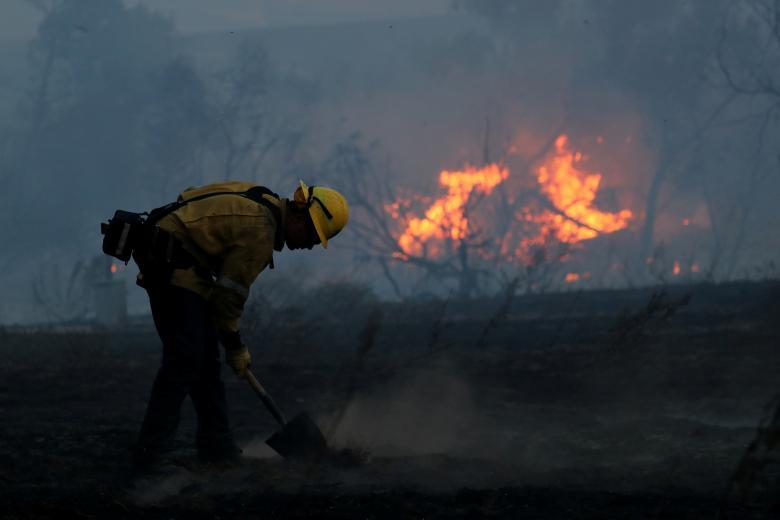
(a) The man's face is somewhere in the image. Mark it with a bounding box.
[285,207,321,250]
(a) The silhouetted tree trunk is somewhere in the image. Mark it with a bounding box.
[639,155,670,261]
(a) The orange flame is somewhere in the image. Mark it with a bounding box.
[387,133,633,266]
[396,164,508,256]
[110,264,118,274]
[531,135,632,244]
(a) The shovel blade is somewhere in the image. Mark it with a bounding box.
[266,412,328,460]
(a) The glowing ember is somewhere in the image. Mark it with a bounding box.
[682,218,691,226]
[110,264,118,274]
[396,164,508,256]
[565,272,591,283]
[673,261,681,275]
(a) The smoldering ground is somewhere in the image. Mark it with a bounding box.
[130,363,485,506]
[126,364,772,510]
[1,282,778,517]
[120,284,778,511]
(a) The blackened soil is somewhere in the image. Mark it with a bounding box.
[0,281,778,518]
[1,487,734,519]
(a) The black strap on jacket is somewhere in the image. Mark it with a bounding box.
[145,185,283,270]
[148,185,282,240]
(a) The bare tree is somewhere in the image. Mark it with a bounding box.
[319,127,576,298]
[32,260,91,323]
[140,56,213,200]
[324,133,501,298]
[716,0,780,278]
[715,4,780,502]
[24,0,62,141]
[208,41,302,185]
[9,0,178,251]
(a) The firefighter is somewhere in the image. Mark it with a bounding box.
[131,180,348,469]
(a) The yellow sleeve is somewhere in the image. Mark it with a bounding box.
[207,215,275,333]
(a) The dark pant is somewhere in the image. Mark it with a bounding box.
[137,285,237,458]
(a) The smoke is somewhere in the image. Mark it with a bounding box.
[237,364,513,492]
[124,366,483,505]
[241,363,482,463]
[322,365,477,457]
[129,467,198,506]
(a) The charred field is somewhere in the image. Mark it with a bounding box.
[1,281,778,519]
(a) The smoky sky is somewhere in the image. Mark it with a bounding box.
[2,0,452,40]
[0,0,778,324]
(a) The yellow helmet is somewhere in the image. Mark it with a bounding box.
[294,180,349,248]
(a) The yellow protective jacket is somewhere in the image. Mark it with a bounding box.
[143,181,286,333]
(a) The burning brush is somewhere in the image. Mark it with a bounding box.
[388,133,634,269]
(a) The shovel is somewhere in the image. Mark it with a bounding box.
[244,369,329,460]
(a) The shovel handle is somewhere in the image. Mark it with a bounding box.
[245,369,288,427]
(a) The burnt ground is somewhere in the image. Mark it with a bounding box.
[0,281,778,518]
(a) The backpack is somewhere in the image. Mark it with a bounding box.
[101,186,282,265]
